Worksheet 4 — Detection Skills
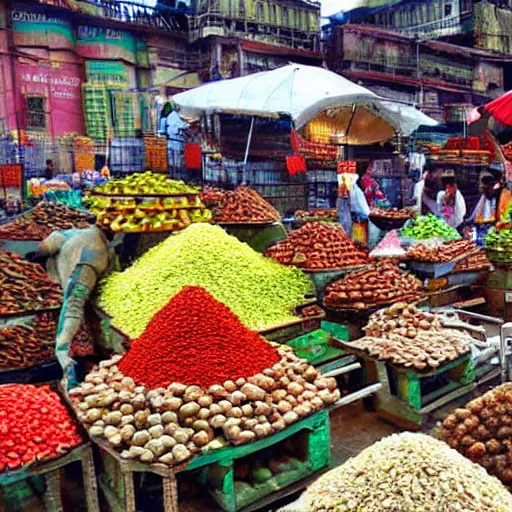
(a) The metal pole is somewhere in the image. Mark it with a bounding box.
[242,115,255,184]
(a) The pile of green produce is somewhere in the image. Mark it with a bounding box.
[99,224,314,337]
[485,226,512,264]
[92,171,199,196]
[400,214,460,241]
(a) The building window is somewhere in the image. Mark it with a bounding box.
[257,3,264,20]
[445,3,452,16]
[26,96,46,129]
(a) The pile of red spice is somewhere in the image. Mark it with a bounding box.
[0,384,82,472]
[119,286,280,388]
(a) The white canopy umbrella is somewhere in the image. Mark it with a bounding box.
[173,64,437,141]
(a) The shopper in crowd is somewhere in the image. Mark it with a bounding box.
[437,172,466,229]
[44,159,54,180]
[471,168,511,224]
[467,167,512,242]
[361,163,388,207]
[414,166,440,216]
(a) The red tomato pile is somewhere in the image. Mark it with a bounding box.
[0,384,82,472]
[119,286,280,389]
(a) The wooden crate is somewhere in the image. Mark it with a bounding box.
[95,409,330,512]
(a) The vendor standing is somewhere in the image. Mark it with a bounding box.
[437,172,466,229]
[468,166,512,242]
[337,162,371,244]
[413,167,441,216]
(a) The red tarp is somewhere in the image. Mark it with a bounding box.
[479,91,512,127]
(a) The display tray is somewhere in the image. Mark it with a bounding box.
[323,295,427,314]
[407,250,479,278]
[0,305,62,320]
[216,221,278,227]
[89,191,199,198]
[369,215,410,231]
[0,239,41,256]
[258,301,325,341]
[334,339,472,376]
[301,264,369,274]
[0,360,62,385]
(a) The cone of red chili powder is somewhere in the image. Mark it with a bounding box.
[118,286,280,389]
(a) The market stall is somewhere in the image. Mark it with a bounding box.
[174,64,437,212]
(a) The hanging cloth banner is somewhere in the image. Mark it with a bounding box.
[184,143,202,169]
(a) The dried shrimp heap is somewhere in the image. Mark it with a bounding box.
[282,433,512,512]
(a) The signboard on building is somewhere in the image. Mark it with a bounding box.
[76,25,137,64]
[16,61,84,135]
[11,9,74,49]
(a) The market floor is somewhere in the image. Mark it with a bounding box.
[9,402,398,512]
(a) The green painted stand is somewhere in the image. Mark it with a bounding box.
[285,321,349,367]
[0,443,99,512]
[364,354,477,429]
[94,409,330,512]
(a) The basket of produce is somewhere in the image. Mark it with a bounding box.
[282,432,512,512]
[97,224,315,339]
[369,207,414,231]
[400,214,461,242]
[70,286,341,469]
[323,262,424,311]
[485,226,512,268]
[206,186,281,225]
[0,202,95,241]
[265,222,369,271]
[0,252,62,317]
[407,240,480,278]
[85,172,211,233]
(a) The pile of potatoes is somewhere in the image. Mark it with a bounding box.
[70,346,340,467]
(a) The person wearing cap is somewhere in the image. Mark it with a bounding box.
[437,172,466,229]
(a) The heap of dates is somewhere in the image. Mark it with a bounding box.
[265,222,369,270]
[407,240,477,263]
[209,186,280,224]
[370,207,413,220]
[0,202,95,241]
[454,251,492,272]
[0,313,56,370]
[0,252,62,316]
[324,262,424,310]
